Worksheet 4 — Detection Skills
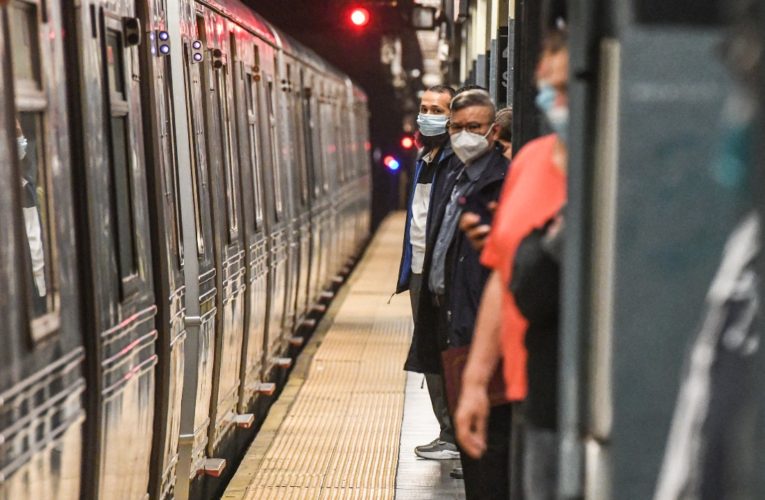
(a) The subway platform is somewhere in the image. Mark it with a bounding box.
[223,213,465,500]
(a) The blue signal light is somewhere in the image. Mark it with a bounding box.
[383,155,400,171]
[159,31,170,41]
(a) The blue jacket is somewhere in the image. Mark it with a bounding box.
[395,143,455,294]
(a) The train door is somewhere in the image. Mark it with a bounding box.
[231,34,269,412]
[337,86,351,277]
[275,57,299,339]
[0,3,85,498]
[135,0,187,497]
[66,0,159,496]
[170,1,218,488]
[287,61,312,330]
[302,70,324,309]
[195,10,247,458]
[562,2,743,498]
[260,58,291,376]
[318,81,338,292]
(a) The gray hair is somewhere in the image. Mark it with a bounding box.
[450,89,496,122]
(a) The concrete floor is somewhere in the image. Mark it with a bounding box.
[395,372,466,499]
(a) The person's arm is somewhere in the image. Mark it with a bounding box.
[454,270,503,458]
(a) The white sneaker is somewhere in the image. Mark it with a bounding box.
[414,438,460,460]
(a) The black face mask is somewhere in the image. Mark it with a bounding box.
[421,132,449,150]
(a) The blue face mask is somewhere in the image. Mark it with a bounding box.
[535,83,557,115]
[417,113,449,137]
[536,83,569,143]
[546,105,569,144]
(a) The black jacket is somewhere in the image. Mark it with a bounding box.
[402,151,463,373]
[405,146,508,373]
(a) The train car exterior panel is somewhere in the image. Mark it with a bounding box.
[1,0,87,497]
[135,0,190,496]
[66,0,160,495]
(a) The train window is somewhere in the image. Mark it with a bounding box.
[216,61,239,242]
[9,0,62,339]
[183,32,207,257]
[110,115,136,279]
[103,24,138,289]
[158,56,184,266]
[17,113,61,333]
[245,68,264,230]
[9,1,41,89]
[265,77,283,220]
[106,31,126,97]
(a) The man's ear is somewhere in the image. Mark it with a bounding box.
[491,124,501,141]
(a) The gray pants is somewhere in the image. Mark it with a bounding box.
[410,273,455,444]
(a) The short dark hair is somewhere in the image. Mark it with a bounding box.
[495,107,513,142]
[541,28,568,53]
[450,89,496,122]
[455,84,487,96]
[426,84,456,98]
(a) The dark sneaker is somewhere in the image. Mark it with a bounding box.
[414,438,460,459]
[449,467,464,479]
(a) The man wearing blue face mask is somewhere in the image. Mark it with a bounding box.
[396,84,461,461]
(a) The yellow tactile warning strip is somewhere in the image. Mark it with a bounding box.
[224,212,411,500]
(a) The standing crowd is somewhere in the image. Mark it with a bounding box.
[395,25,569,500]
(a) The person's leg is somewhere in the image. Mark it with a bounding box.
[411,273,454,443]
[509,403,526,500]
[425,372,455,443]
[460,403,512,500]
[409,273,422,322]
[523,424,558,500]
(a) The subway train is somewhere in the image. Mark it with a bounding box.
[0,0,370,498]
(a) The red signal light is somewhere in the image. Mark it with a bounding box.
[349,7,370,27]
[400,135,415,149]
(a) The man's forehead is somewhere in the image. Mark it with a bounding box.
[421,91,451,106]
[451,105,493,121]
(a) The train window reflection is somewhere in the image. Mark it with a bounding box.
[9,1,41,88]
[106,31,126,97]
[18,113,59,326]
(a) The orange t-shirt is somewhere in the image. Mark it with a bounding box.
[480,134,567,401]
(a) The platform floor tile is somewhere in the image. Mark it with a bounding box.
[224,213,466,500]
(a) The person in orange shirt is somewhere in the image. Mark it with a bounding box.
[454,27,569,498]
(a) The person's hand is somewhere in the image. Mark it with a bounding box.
[459,201,497,251]
[454,382,490,458]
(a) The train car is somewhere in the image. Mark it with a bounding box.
[0,0,371,498]
[0,2,85,498]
